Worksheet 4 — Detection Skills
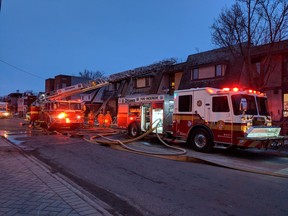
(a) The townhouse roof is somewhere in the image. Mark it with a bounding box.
[109,58,177,82]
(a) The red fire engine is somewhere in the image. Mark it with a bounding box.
[32,79,109,130]
[117,94,174,137]
[118,87,286,152]
[39,100,84,130]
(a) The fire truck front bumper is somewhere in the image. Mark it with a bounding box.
[238,126,288,149]
[54,118,83,124]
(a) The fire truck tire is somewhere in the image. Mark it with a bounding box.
[128,122,140,138]
[189,128,214,153]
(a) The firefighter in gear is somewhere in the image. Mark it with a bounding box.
[104,110,112,127]
[88,111,95,127]
[29,106,40,127]
[97,110,104,127]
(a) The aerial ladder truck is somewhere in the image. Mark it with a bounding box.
[30,78,109,130]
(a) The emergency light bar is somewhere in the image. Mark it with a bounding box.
[219,87,265,96]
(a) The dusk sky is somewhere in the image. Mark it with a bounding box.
[0,0,233,96]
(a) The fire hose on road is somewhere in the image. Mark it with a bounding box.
[83,119,187,156]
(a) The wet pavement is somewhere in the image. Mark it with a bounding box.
[108,138,288,178]
[76,129,288,178]
[0,136,115,216]
[1,118,288,215]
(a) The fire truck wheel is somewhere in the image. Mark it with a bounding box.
[128,122,140,138]
[189,128,214,152]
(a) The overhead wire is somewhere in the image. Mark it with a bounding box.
[0,59,45,80]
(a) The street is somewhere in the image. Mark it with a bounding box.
[1,118,288,216]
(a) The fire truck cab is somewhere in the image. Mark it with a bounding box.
[40,100,84,130]
[173,87,282,152]
[117,94,174,137]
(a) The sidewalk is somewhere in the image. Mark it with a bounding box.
[0,136,115,216]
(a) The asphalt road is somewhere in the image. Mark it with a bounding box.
[1,118,288,216]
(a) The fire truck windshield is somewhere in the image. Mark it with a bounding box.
[70,103,82,110]
[257,97,269,116]
[56,102,69,110]
[55,102,81,110]
[231,94,268,116]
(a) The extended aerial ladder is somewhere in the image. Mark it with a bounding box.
[36,78,110,104]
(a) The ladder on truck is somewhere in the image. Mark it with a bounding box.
[40,78,110,102]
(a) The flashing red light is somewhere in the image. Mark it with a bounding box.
[247,89,263,95]
[232,87,239,92]
[222,88,230,91]
[129,116,134,121]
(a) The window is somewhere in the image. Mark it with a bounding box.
[70,103,81,110]
[169,74,175,93]
[135,77,150,88]
[257,97,269,116]
[231,94,257,115]
[145,77,150,86]
[255,62,261,75]
[212,96,229,112]
[215,65,222,77]
[191,68,199,80]
[179,95,192,112]
[57,102,69,109]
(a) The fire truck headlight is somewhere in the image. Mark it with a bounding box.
[57,112,66,119]
[247,121,252,129]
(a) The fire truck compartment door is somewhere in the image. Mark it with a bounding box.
[117,104,129,128]
[141,104,151,131]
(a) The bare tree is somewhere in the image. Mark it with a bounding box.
[79,69,106,80]
[211,0,288,88]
